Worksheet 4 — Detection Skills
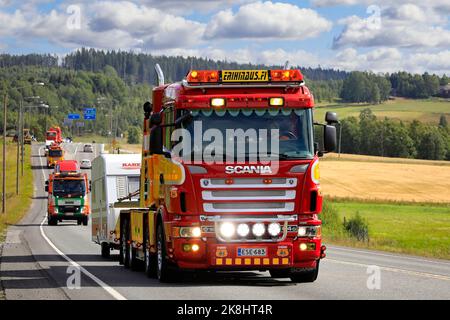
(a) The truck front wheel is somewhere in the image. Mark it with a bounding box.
[48,216,58,226]
[82,216,88,226]
[289,260,320,283]
[144,226,157,278]
[156,223,180,283]
[269,269,290,278]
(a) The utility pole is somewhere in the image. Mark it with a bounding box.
[2,93,7,214]
[338,122,343,158]
[21,104,24,177]
[16,100,21,195]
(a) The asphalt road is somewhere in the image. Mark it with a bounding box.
[1,143,449,300]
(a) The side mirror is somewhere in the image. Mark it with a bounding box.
[149,126,163,155]
[143,101,153,118]
[150,113,162,126]
[325,112,339,124]
[324,125,337,152]
[175,112,193,127]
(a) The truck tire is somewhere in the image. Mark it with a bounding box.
[144,226,157,278]
[289,260,320,283]
[82,216,88,226]
[77,219,82,225]
[120,219,130,268]
[129,243,140,271]
[48,216,58,226]
[269,269,291,278]
[101,242,110,258]
[156,223,180,283]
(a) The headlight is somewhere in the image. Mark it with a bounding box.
[236,223,250,237]
[298,225,321,238]
[178,227,202,238]
[219,222,235,238]
[252,223,265,237]
[267,223,281,236]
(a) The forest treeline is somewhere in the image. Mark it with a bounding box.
[0,50,449,160]
[339,109,450,160]
[1,49,448,104]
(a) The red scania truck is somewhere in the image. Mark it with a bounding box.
[98,67,338,283]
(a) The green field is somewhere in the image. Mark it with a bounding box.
[323,200,450,260]
[0,142,33,241]
[314,98,450,124]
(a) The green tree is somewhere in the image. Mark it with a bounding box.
[127,126,140,144]
[417,128,447,160]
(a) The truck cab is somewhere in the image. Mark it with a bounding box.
[110,68,338,283]
[47,144,64,168]
[45,171,91,226]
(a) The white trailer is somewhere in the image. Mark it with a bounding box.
[91,154,141,257]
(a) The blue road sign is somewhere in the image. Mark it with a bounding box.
[68,113,80,120]
[84,108,96,120]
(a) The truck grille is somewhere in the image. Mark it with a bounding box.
[201,177,297,213]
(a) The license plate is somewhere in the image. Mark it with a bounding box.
[222,70,269,82]
[65,211,74,216]
[237,247,267,257]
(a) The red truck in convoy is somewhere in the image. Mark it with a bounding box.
[100,67,338,283]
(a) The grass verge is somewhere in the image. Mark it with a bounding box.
[0,141,33,242]
[322,198,450,260]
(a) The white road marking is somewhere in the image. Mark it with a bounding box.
[326,258,450,281]
[37,145,127,300]
[328,245,450,266]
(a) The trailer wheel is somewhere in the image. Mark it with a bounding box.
[120,219,130,268]
[129,243,140,271]
[269,269,291,278]
[289,260,320,283]
[156,223,180,283]
[101,242,110,258]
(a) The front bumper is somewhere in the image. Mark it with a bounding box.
[170,237,322,270]
[48,206,90,219]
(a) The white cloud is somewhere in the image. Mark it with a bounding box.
[333,3,450,49]
[0,9,27,36]
[205,1,332,40]
[89,1,205,49]
[0,1,206,50]
[328,48,450,75]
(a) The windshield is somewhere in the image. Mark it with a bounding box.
[49,149,62,157]
[179,108,313,161]
[53,179,86,197]
[47,132,56,138]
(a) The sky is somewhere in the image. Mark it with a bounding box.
[0,0,449,74]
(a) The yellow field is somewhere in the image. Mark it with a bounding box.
[320,153,450,203]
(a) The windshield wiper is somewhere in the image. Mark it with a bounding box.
[242,152,308,160]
